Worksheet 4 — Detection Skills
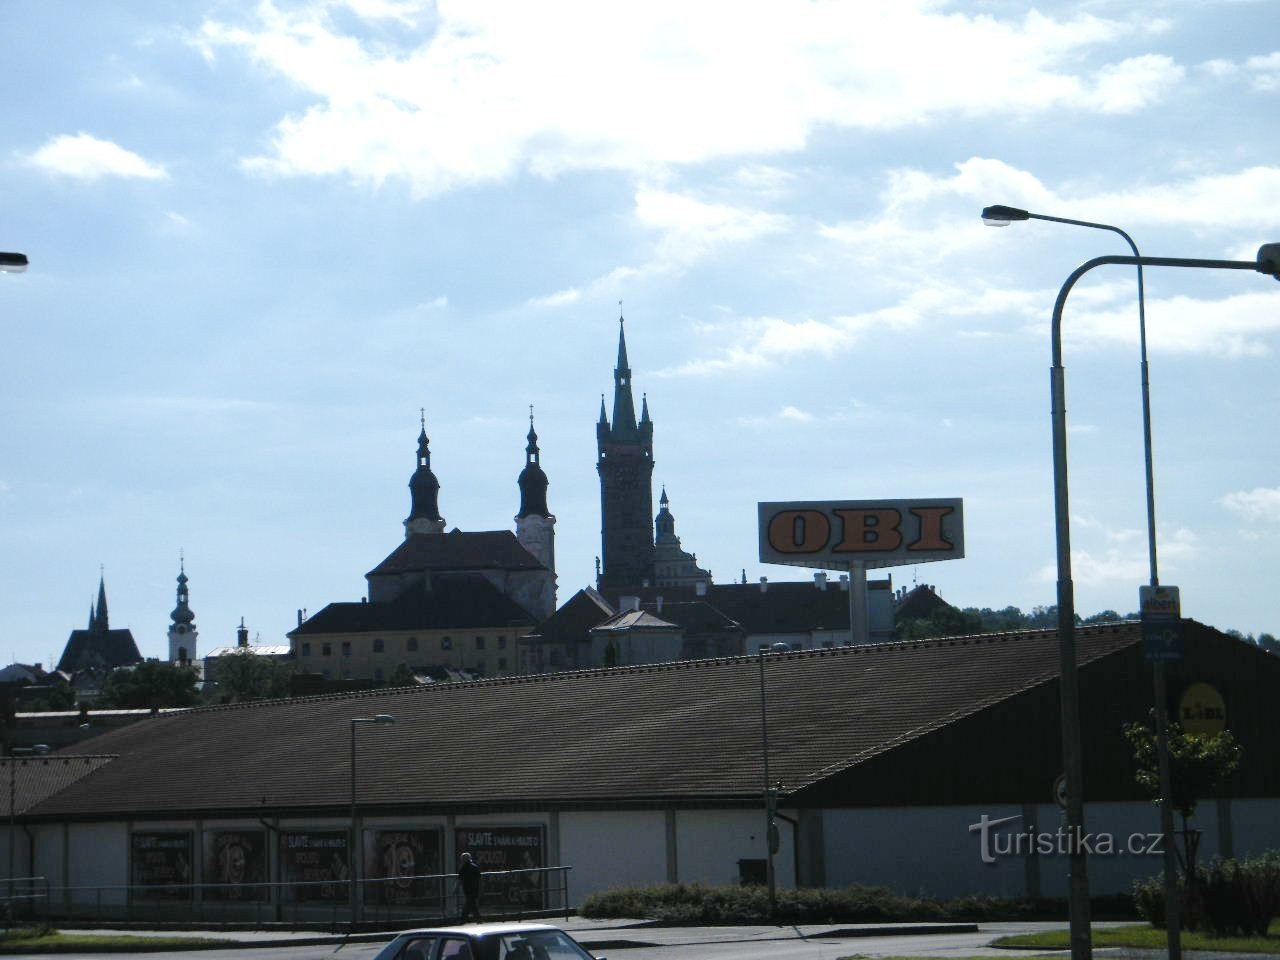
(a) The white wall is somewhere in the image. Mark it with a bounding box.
[676,808,794,888]
[67,822,129,905]
[560,810,667,901]
[823,805,1026,898]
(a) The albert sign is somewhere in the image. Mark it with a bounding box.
[758,498,964,570]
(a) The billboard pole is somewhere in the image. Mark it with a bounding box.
[848,560,868,645]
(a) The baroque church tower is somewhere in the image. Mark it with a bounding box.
[167,557,198,663]
[515,408,556,573]
[597,316,656,592]
[405,412,446,537]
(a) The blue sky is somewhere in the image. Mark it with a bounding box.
[2,0,1278,667]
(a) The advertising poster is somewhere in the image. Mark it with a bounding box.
[205,830,269,901]
[366,829,443,907]
[453,825,545,909]
[279,830,350,902]
[130,832,193,900]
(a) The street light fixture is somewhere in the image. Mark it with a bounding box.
[0,253,28,273]
[350,714,395,926]
[1026,246,1280,960]
[983,204,1177,958]
[758,642,787,921]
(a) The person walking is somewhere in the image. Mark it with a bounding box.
[457,852,482,923]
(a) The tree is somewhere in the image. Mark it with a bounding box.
[211,652,294,703]
[99,661,200,709]
[1123,714,1243,882]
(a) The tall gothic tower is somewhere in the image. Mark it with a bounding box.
[515,409,556,573]
[597,316,655,591]
[167,558,198,664]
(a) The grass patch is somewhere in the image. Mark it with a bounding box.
[0,928,227,954]
[994,921,1280,954]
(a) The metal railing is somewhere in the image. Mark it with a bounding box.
[2,866,571,929]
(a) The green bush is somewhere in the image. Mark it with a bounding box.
[578,883,1117,924]
[1135,851,1280,937]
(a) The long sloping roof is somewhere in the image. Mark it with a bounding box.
[27,623,1147,821]
[2,755,116,816]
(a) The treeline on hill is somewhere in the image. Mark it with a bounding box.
[895,604,1279,654]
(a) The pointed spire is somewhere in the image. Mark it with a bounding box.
[610,315,638,435]
[88,601,96,631]
[526,404,539,461]
[660,486,668,506]
[95,573,109,631]
[598,394,608,425]
[640,392,650,424]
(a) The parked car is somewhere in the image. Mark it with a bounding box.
[371,922,604,960]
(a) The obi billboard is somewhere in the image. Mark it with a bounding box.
[758,498,964,570]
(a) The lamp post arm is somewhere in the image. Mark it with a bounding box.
[1051,254,1260,365]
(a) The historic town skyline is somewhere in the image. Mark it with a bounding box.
[2,1,1279,665]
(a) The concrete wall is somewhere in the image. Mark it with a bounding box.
[560,810,667,898]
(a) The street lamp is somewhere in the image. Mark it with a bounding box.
[0,253,28,273]
[758,642,787,921]
[350,715,395,926]
[983,204,1179,958]
[1025,245,1280,960]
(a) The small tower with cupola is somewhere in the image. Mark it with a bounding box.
[515,407,556,574]
[167,556,198,664]
[405,410,447,537]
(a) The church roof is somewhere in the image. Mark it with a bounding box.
[367,530,547,579]
[523,588,615,645]
[293,573,537,636]
[55,628,142,674]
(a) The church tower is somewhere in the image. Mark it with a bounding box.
[653,488,712,587]
[405,412,446,537]
[167,557,198,664]
[597,315,656,591]
[515,408,556,574]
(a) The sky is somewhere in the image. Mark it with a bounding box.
[2,0,1279,668]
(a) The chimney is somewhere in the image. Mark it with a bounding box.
[814,572,827,591]
[695,580,707,597]
[297,609,304,627]
[839,574,849,592]
[656,596,664,613]
[237,617,249,648]
[759,577,768,593]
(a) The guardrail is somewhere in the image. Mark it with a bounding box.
[0,866,571,929]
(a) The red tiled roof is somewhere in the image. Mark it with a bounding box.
[26,624,1150,821]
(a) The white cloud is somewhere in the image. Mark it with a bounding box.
[23,133,168,181]
[1037,526,1194,586]
[1246,51,1280,90]
[1063,289,1280,358]
[196,2,1178,196]
[1221,487,1280,523]
[737,405,815,427]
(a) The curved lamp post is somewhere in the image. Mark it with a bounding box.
[350,714,396,926]
[0,253,28,273]
[1016,244,1280,960]
[982,204,1181,958]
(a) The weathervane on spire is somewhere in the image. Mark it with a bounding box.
[420,407,425,430]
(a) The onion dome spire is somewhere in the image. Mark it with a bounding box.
[517,406,551,519]
[405,409,445,535]
[171,554,195,625]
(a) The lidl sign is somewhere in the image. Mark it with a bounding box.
[758,498,964,570]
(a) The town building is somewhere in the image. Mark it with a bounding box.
[288,415,555,680]
[202,618,291,687]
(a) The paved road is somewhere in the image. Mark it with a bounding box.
[0,920,1078,960]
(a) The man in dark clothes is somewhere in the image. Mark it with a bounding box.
[458,851,482,922]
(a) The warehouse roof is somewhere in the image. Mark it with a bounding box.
[24,622,1187,822]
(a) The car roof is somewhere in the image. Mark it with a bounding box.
[392,922,562,938]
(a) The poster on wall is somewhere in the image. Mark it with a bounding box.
[365,829,443,907]
[205,830,269,901]
[279,830,350,902]
[453,825,545,909]
[130,832,193,900]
